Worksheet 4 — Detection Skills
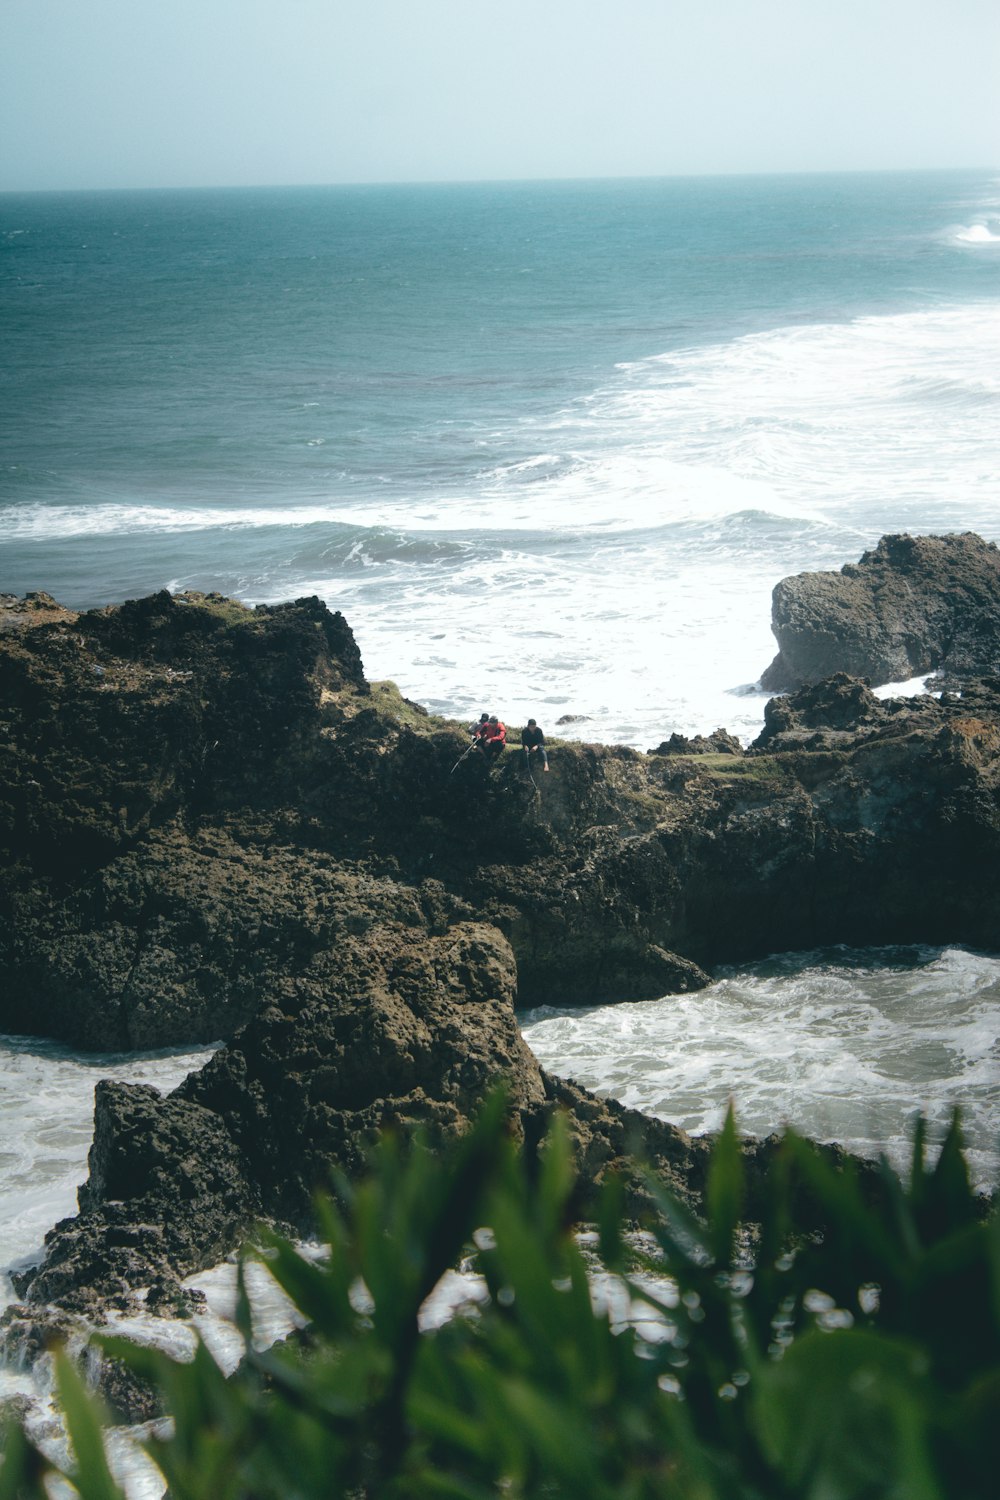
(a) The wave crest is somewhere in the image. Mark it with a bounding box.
[953,221,1000,245]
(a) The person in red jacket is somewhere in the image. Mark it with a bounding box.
[481,715,507,761]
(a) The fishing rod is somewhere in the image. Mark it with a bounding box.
[450,739,480,774]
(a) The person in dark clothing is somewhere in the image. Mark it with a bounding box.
[471,713,490,744]
[482,715,507,760]
[520,718,549,772]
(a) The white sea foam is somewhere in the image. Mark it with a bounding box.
[953,222,1000,244]
[291,301,999,741]
[873,675,935,701]
[601,306,1000,527]
[0,502,347,542]
[521,946,1000,1192]
[0,468,805,543]
[4,303,998,553]
[3,303,998,751]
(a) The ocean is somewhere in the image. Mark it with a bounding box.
[3,170,999,744]
[1,171,998,1470]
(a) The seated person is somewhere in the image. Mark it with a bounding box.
[482,715,507,759]
[520,718,549,771]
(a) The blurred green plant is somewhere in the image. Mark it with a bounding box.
[1,1094,996,1499]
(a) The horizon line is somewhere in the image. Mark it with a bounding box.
[2,162,997,198]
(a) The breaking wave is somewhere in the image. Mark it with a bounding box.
[953,221,1000,245]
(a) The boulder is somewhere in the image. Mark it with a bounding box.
[760,532,1000,691]
[176,920,544,1228]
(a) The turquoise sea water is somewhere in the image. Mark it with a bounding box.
[2,170,999,744]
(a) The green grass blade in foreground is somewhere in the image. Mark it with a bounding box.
[705,1101,744,1268]
[0,1418,54,1500]
[53,1350,126,1500]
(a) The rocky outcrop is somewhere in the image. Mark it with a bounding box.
[9,920,539,1314]
[0,591,78,633]
[4,581,1000,1023]
[7,919,713,1323]
[649,728,742,756]
[0,589,713,1041]
[2,578,1000,1318]
[176,920,543,1227]
[760,532,1000,691]
[11,1083,256,1314]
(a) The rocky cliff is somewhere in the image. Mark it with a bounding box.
[760,531,1000,692]
[1,571,998,1325]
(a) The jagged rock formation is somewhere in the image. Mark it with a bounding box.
[760,532,1000,692]
[1,579,999,1320]
[649,728,742,756]
[8,919,722,1324]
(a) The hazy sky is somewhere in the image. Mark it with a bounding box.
[2,0,998,191]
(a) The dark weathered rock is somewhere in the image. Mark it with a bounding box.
[93,1347,165,1425]
[0,1394,34,1428]
[6,580,999,1051]
[3,585,1000,1318]
[0,1305,79,1368]
[649,729,742,756]
[177,919,544,1229]
[760,532,1000,691]
[0,591,78,633]
[0,827,475,1049]
[0,1305,164,1424]
[11,1078,259,1316]
[528,1074,714,1214]
[0,588,364,890]
[11,917,713,1314]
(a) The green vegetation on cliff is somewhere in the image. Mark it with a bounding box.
[4,1101,996,1500]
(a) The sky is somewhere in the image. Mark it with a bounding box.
[2,0,998,192]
